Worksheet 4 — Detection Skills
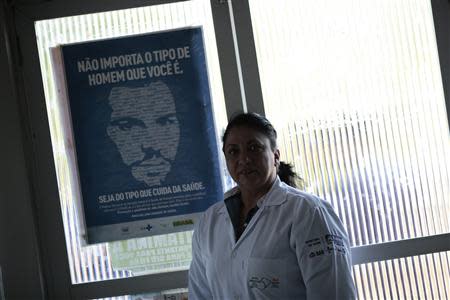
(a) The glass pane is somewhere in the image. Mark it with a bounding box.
[353,251,450,299]
[249,0,450,246]
[249,0,450,298]
[35,0,229,284]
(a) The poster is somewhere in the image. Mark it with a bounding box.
[54,27,223,244]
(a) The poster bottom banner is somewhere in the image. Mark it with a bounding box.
[87,212,200,244]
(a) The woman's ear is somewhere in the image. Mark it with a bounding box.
[274,149,280,166]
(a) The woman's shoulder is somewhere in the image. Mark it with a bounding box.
[193,200,226,238]
[281,182,331,211]
[196,186,239,227]
[204,200,226,215]
[280,183,345,231]
[197,194,228,222]
[224,185,239,199]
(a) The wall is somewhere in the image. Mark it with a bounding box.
[0,2,45,299]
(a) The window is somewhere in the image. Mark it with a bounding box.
[353,251,450,299]
[248,0,450,298]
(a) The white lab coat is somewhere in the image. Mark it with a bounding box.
[189,177,356,300]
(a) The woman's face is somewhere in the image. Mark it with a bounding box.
[223,126,280,195]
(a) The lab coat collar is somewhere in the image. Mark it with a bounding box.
[218,177,287,214]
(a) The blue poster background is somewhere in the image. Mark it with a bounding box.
[60,27,223,243]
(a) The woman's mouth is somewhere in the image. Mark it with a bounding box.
[239,169,256,176]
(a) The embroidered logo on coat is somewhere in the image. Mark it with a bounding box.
[248,277,280,290]
[305,234,347,259]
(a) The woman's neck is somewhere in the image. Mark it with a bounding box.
[240,191,260,211]
[240,179,275,210]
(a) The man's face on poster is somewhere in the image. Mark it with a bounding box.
[106,81,181,186]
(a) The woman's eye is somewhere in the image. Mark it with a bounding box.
[249,144,262,152]
[226,148,238,158]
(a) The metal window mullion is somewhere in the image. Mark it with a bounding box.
[209,0,244,119]
[431,0,450,129]
[351,232,450,265]
[229,0,264,115]
[70,270,188,300]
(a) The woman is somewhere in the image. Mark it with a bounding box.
[189,112,356,299]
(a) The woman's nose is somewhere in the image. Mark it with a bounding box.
[238,151,251,164]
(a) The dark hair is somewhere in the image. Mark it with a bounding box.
[222,112,303,189]
[278,162,304,189]
[222,112,278,150]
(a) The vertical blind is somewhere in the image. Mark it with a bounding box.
[249,0,450,298]
[35,0,227,286]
